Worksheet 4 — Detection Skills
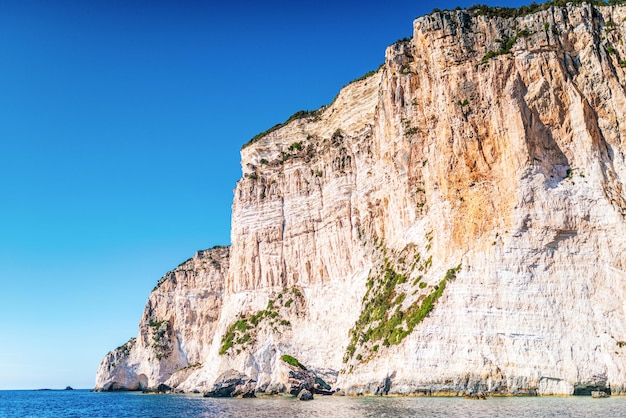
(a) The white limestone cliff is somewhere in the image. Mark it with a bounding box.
[96,3,626,396]
[95,247,228,391]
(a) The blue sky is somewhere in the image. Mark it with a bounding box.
[0,0,527,390]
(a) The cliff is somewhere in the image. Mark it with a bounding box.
[96,3,626,396]
[95,247,229,391]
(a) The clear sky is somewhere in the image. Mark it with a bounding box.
[0,0,527,390]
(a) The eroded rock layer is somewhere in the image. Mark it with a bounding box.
[95,247,229,391]
[96,4,626,396]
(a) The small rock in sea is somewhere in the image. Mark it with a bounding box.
[64,386,74,391]
[297,389,314,401]
[142,383,171,394]
[591,391,609,398]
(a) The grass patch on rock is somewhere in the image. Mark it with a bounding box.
[344,235,460,364]
[281,354,307,370]
[219,287,304,355]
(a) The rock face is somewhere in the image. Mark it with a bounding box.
[96,4,626,396]
[94,247,228,391]
[297,389,314,401]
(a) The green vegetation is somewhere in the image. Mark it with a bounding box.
[395,37,412,45]
[344,240,461,364]
[443,1,626,20]
[281,354,307,370]
[433,0,626,65]
[219,319,250,355]
[147,319,171,360]
[405,126,419,136]
[219,287,304,355]
[402,119,418,137]
[445,264,462,281]
[404,280,446,328]
[153,246,229,291]
[326,64,385,109]
[482,28,532,63]
[289,142,303,151]
[243,109,322,149]
[351,64,384,83]
[116,338,136,354]
[567,167,576,179]
[243,62,384,150]
[148,319,166,329]
[177,257,192,268]
[242,61,386,150]
[177,362,202,372]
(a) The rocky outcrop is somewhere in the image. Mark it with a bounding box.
[94,247,229,391]
[297,389,314,401]
[96,3,626,396]
[203,370,254,398]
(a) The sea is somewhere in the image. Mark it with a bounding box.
[1,390,626,418]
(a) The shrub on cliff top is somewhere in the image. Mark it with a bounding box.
[434,1,626,20]
[243,109,321,149]
[351,64,384,83]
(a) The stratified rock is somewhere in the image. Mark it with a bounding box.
[204,371,248,398]
[314,376,331,392]
[287,368,316,396]
[97,3,626,397]
[231,380,257,398]
[95,247,228,392]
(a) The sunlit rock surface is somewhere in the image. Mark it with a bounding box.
[94,247,228,391]
[97,4,626,396]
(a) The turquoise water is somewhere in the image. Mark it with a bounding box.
[2,390,626,417]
